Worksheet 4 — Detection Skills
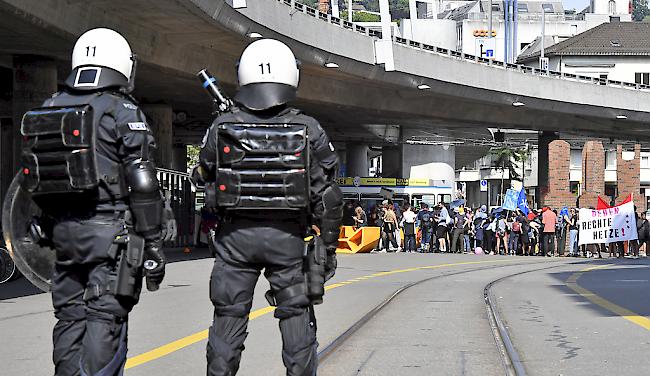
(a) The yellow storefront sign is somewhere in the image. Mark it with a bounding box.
[336,177,431,187]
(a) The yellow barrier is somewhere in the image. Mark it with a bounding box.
[336,225,423,254]
[336,226,380,253]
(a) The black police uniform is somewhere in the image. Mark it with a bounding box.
[21,66,165,376]
[198,104,343,375]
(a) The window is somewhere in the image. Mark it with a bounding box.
[491,3,501,12]
[641,156,650,168]
[635,72,650,85]
[606,150,616,169]
[570,150,582,169]
[517,3,528,12]
[605,183,617,199]
[438,194,452,205]
[608,0,616,14]
[542,3,554,12]
[570,182,580,196]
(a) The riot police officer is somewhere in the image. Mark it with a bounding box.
[14,28,166,375]
[194,39,343,375]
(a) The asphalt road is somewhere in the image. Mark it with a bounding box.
[492,258,650,376]
[1,252,648,375]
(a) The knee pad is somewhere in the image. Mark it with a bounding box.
[206,315,249,376]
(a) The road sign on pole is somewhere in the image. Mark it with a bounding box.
[540,57,549,70]
[480,179,488,192]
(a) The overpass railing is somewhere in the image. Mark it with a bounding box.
[281,0,650,92]
[156,168,195,248]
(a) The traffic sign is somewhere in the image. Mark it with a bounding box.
[480,179,488,192]
[485,49,494,57]
[540,57,549,70]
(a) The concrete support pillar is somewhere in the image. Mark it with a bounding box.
[3,57,57,202]
[578,140,606,208]
[141,104,173,169]
[616,144,643,211]
[336,148,346,177]
[380,143,455,187]
[346,142,369,177]
[401,143,455,186]
[539,139,575,208]
[172,144,187,172]
[536,131,559,205]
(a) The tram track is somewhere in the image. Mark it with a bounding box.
[317,258,585,375]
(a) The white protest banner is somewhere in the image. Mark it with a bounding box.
[578,201,638,245]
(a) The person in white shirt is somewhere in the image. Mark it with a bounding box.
[400,204,418,253]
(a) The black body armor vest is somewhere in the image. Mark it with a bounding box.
[20,92,126,203]
[213,122,310,210]
[21,105,99,194]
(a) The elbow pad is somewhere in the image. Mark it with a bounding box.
[320,184,343,252]
[124,159,163,236]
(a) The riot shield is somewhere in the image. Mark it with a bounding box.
[2,173,55,291]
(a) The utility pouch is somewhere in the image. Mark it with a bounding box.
[304,235,326,305]
[113,232,144,299]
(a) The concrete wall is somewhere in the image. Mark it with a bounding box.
[592,0,631,15]
[557,56,650,83]
[400,19,457,50]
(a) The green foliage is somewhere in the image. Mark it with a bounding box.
[340,10,381,21]
[297,0,408,21]
[490,146,527,182]
[187,145,201,170]
[296,0,318,7]
[633,0,650,21]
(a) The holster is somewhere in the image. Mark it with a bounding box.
[112,230,145,299]
[304,235,326,305]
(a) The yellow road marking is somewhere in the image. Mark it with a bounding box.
[125,258,521,369]
[566,264,650,331]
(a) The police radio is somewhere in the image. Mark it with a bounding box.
[197,69,233,114]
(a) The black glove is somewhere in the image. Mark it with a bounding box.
[324,252,337,281]
[143,241,166,291]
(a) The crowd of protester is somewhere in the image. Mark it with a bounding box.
[342,199,650,258]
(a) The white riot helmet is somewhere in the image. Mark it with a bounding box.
[234,39,299,111]
[65,28,135,91]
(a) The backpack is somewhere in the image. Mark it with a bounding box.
[421,211,431,228]
[512,221,521,232]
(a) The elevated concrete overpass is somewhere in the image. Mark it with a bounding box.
[0,0,649,187]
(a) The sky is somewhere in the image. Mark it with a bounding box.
[563,0,590,11]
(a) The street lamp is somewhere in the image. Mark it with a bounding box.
[324,62,339,68]
[247,32,263,39]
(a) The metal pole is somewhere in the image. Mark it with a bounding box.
[503,0,509,63]
[539,7,546,59]
[331,0,340,18]
[349,0,353,22]
[513,0,518,62]
[379,0,392,41]
[489,0,493,39]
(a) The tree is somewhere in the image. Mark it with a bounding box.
[633,0,650,21]
[187,145,201,171]
[490,147,527,204]
[340,10,381,21]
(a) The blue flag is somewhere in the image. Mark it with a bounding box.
[517,188,529,215]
